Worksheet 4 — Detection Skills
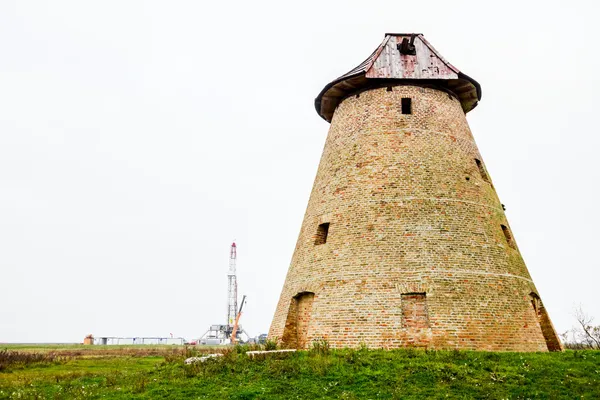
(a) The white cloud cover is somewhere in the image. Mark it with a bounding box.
[1,0,598,343]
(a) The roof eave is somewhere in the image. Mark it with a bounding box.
[316,75,481,122]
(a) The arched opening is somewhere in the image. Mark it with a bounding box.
[281,292,315,349]
[529,293,562,351]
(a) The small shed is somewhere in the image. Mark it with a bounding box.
[83,334,94,345]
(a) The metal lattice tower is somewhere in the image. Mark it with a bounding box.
[226,242,238,334]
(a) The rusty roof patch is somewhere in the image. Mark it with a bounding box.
[315,33,481,122]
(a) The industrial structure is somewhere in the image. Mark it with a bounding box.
[83,242,250,346]
[269,33,562,351]
[90,336,185,345]
[82,334,185,345]
[198,242,248,345]
[227,242,238,335]
[231,295,247,345]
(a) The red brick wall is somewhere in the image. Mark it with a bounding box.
[280,292,315,349]
[296,293,315,349]
[401,293,429,329]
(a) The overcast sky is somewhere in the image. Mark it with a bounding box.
[1,0,599,343]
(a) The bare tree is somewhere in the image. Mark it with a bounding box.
[572,306,600,349]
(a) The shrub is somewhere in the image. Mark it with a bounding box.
[0,349,65,371]
[263,339,278,351]
[310,339,330,356]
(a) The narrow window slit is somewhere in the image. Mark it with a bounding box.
[315,223,330,245]
[386,86,393,92]
[401,98,412,114]
[530,293,541,317]
[501,224,516,249]
[475,158,490,183]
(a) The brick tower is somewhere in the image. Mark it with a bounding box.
[269,34,562,351]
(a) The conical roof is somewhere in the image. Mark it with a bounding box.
[315,33,481,122]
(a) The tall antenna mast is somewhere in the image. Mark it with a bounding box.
[226,242,238,336]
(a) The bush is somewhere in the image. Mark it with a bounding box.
[263,339,278,351]
[310,339,330,356]
[0,349,65,371]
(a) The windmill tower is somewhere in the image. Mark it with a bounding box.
[269,33,562,351]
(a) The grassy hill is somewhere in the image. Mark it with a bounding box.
[1,344,599,399]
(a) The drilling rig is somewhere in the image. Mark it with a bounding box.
[226,242,238,337]
[198,242,248,345]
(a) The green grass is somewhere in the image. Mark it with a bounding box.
[1,345,599,399]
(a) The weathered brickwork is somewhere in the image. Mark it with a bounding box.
[401,293,429,329]
[269,85,562,351]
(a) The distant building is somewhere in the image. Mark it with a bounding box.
[93,337,185,345]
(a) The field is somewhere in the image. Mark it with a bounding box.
[1,343,599,399]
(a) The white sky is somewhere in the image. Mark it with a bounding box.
[1,0,598,343]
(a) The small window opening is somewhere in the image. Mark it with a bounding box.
[465,177,470,181]
[386,86,393,92]
[401,98,412,114]
[530,293,541,317]
[355,93,360,99]
[501,224,516,249]
[401,292,429,328]
[474,159,490,183]
[314,223,330,245]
